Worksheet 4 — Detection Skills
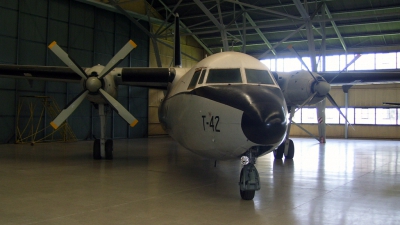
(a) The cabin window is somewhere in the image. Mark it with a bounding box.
[245,69,275,85]
[187,70,201,90]
[206,69,242,83]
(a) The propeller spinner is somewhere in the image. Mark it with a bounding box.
[48,40,138,129]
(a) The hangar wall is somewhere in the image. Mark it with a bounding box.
[0,0,150,143]
[290,83,400,139]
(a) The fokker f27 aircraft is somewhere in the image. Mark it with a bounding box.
[0,15,372,200]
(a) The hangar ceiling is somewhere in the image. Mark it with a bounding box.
[78,0,400,60]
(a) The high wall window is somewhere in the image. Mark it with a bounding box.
[261,52,400,72]
[294,107,400,125]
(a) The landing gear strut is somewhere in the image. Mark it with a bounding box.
[273,139,294,159]
[273,106,295,160]
[93,104,113,160]
[239,151,260,200]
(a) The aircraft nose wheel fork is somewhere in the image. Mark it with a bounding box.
[239,151,260,200]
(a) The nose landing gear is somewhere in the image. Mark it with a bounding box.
[239,151,260,200]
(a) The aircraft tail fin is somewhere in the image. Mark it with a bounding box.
[174,13,181,68]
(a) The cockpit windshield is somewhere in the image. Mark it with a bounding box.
[245,69,275,85]
[206,69,242,84]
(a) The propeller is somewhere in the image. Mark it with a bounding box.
[328,54,361,83]
[288,45,361,127]
[48,40,138,130]
[288,45,331,109]
[287,45,318,83]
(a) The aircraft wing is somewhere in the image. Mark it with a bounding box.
[0,64,81,83]
[0,64,175,89]
[320,69,400,85]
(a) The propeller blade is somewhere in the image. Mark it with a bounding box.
[326,93,352,126]
[287,45,318,83]
[329,54,362,83]
[383,102,400,106]
[50,90,89,129]
[98,40,137,79]
[98,89,138,127]
[296,92,317,112]
[48,41,87,79]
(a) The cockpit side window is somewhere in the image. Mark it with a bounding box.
[245,69,275,85]
[206,69,242,84]
[198,69,207,84]
[187,70,201,90]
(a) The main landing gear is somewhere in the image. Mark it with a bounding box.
[239,150,260,200]
[273,139,295,159]
[93,139,113,160]
[92,103,114,160]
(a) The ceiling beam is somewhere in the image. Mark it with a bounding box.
[325,6,347,51]
[180,11,400,36]
[156,0,213,55]
[195,18,400,41]
[207,30,400,50]
[193,0,229,51]
[156,0,333,16]
[257,24,306,59]
[224,0,302,21]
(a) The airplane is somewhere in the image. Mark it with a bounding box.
[0,14,394,200]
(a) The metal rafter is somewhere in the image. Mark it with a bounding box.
[214,0,302,21]
[193,0,229,51]
[156,0,334,12]
[154,0,182,35]
[109,0,199,62]
[181,10,400,37]
[156,0,213,55]
[234,0,277,55]
[258,24,306,59]
[325,6,347,51]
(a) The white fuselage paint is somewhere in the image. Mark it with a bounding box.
[162,93,255,159]
[159,52,285,160]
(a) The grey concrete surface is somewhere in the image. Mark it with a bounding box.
[0,137,399,225]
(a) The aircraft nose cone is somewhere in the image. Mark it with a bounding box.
[241,101,287,145]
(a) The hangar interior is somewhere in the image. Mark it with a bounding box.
[1,0,400,143]
[0,0,400,224]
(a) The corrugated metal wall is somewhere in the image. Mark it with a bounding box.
[0,0,149,143]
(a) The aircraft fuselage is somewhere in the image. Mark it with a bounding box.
[159,52,288,160]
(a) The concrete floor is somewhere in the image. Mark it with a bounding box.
[1,137,400,225]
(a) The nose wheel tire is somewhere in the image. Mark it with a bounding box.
[239,165,258,200]
[274,139,295,159]
[273,144,284,159]
[284,139,295,159]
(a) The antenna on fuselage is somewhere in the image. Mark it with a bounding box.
[173,13,181,68]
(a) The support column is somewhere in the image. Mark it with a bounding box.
[99,104,106,158]
[342,85,352,139]
[345,92,348,139]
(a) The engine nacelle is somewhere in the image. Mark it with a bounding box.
[275,70,329,107]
